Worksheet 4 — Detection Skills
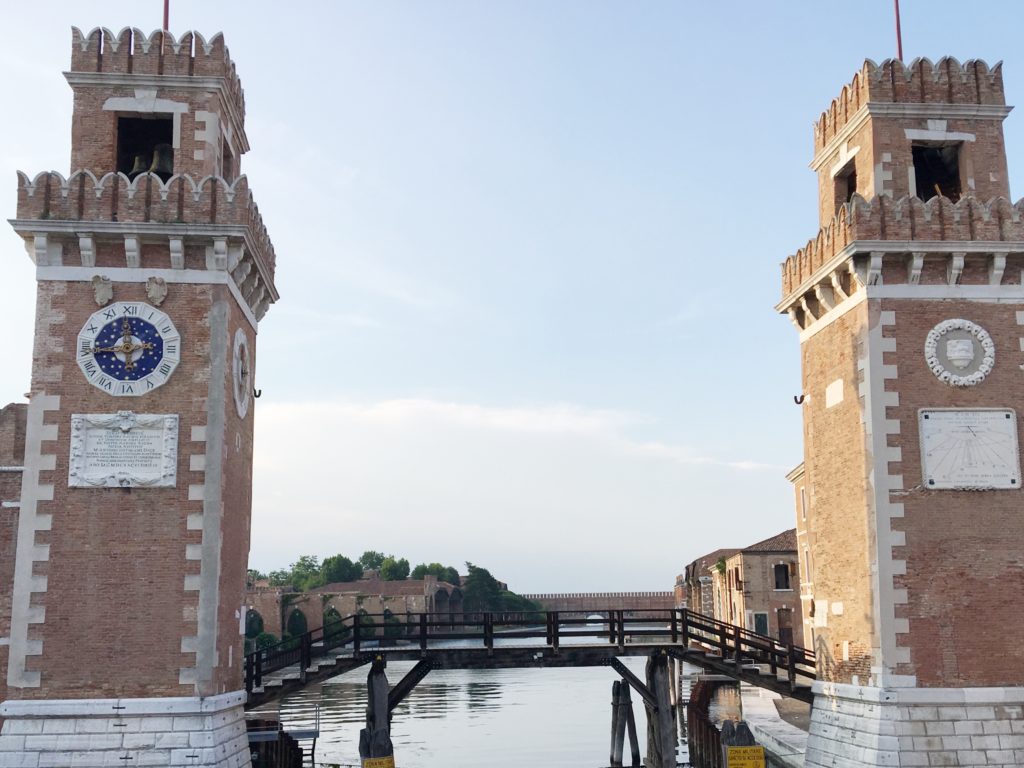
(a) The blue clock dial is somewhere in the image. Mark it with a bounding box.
[77,302,181,397]
[92,317,165,381]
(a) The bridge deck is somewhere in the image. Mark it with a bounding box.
[244,610,816,709]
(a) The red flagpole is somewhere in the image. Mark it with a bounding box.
[894,0,904,62]
[163,0,170,31]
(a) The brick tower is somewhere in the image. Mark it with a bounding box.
[780,58,1024,767]
[0,27,277,767]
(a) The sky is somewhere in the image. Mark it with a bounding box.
[3,1,1024,592]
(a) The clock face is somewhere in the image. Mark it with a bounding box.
[76,302,181,397]
[232,328,251,419]
[919,409,1020,490]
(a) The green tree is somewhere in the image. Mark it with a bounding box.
[321,554,362,584]
[359,550,387,570]
[410,562,460,585]
[380,557,410,581]
[246,569,267,586]
[254,632,278,651]
[323,606,350,641]
[383,609,403,638]
[289,555,323,591]
[462,562,504,612]
[267,569,292,587]
[357,609,376,639]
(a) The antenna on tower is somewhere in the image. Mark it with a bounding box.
[894,0,904,62]
[161,0,169,55]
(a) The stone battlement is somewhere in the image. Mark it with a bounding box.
[815,58,1005,152]
[15,169,276,280]
[70,27,245,124]
[781,192,1024,298]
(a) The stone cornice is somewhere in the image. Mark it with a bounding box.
[810,102,1013,171]
[8,218,278,304]
[63,71,249,153]
[777,239,1024,313]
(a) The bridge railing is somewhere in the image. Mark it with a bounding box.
[244,608,816,694]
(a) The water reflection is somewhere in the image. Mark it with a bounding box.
[267,660,661,767]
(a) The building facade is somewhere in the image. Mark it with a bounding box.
[780,57,1024,767]
[717,530,803,646]
[0,26,277,767]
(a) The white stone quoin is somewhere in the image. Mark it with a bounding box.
[0,692,251,768]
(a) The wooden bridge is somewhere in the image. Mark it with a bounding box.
[520,591,674,615]
[244,608,815,708]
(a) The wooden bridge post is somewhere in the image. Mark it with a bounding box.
[617,611,626,653]
[353,613,361,654]
[484,612,494,650]
[299,633,311,684]
[644,651,676,768]
[551,611,560,651]
[419,613,427,651]
[671,609,679,644]
[786,643,797,691]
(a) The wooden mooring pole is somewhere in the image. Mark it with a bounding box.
[358,656,395,768]
[610,680,626,766]
[609,678,642,767]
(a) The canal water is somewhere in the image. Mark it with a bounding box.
[267,657,666,767]
[261,659,754,766]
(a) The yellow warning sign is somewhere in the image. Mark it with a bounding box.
[362,758,396,768]
[727,745,766,768]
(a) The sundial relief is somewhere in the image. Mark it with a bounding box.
[918,319,1020,490]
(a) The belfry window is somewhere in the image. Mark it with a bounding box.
[912,143,961,201]
[834,160,857,213]
[117,116,174,181]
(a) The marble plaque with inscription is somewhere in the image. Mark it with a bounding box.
[69,412,178,488]
[919,408,1020,490]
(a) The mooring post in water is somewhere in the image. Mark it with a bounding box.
[644,651,677,768]
[358,656,395,768]
[720,720,763,768]
[610,680,625,766]
[622,681,641,766]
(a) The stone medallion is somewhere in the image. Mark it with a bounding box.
[924,318,995,387]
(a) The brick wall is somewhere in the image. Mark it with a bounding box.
[799,302,876,684]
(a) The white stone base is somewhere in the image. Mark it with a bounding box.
[805,681,1024,768]
[0,691,252,767]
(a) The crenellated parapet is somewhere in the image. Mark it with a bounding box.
[11,169,277,321]
[779,192,1024,331]
[70,27,245,123]
[815,58,1004,152]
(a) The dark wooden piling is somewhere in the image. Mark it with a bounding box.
[358,656,395,767]
[644,652,676,768]
[610,680,625,766]
[622,682,641,766]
